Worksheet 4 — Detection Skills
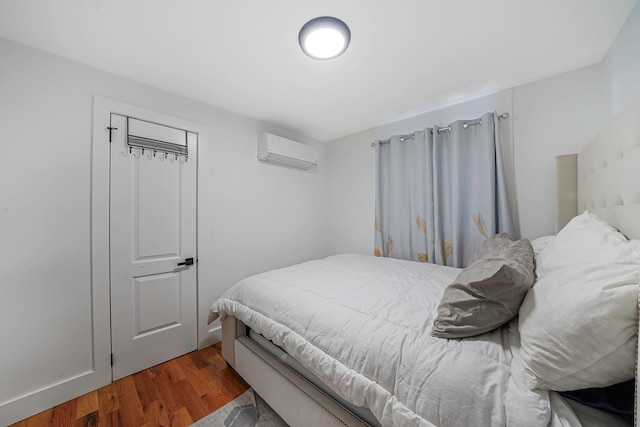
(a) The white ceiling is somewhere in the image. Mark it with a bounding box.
[0,0,636,141]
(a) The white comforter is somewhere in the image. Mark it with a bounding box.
[210,254,584,427]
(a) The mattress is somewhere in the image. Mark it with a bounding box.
[210,254,630,426]
[246,327,631,427]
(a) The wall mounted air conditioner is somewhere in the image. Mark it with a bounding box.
[258,133,319,170]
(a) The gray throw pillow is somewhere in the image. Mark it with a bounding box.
[431,235,535,339]
[468,232,513,264]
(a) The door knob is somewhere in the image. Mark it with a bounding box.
[177,257,194,266]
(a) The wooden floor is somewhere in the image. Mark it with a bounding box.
[10,343,249,427]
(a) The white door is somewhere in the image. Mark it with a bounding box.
[109,114,197,380]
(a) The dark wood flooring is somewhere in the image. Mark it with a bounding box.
[10,343,249,427]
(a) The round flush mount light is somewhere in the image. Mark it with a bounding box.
[299,16,351,60]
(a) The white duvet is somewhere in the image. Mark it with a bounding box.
[210,254,588,427]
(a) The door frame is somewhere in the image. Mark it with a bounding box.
[91,96,212,386]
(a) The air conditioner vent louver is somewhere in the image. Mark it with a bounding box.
[258,133,319,170]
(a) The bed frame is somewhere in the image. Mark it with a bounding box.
[222,93,640,427]
[222,317,370,426]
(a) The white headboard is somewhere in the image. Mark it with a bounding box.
[577,92,640,239]
[557,91,640,427]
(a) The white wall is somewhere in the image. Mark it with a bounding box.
[0,37,325,423]
[512,63,607,238]
[324,92,512,255]
[324,64,607,251]
[604,1,640,116]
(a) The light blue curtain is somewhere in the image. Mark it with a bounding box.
[374,112,516,268]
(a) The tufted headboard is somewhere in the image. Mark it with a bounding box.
[556,93,640,238]
[556,91,640,426]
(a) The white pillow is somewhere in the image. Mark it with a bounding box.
[519,211,640,391]
[529,235,554,258]
[535,212,638,277]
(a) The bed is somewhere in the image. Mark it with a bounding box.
[209,93,640,427]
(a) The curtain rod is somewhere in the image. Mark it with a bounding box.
[373,112,510,147]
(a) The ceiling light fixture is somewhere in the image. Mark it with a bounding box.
[299,16,351,60]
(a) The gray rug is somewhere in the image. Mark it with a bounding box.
[191,389,289,427]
